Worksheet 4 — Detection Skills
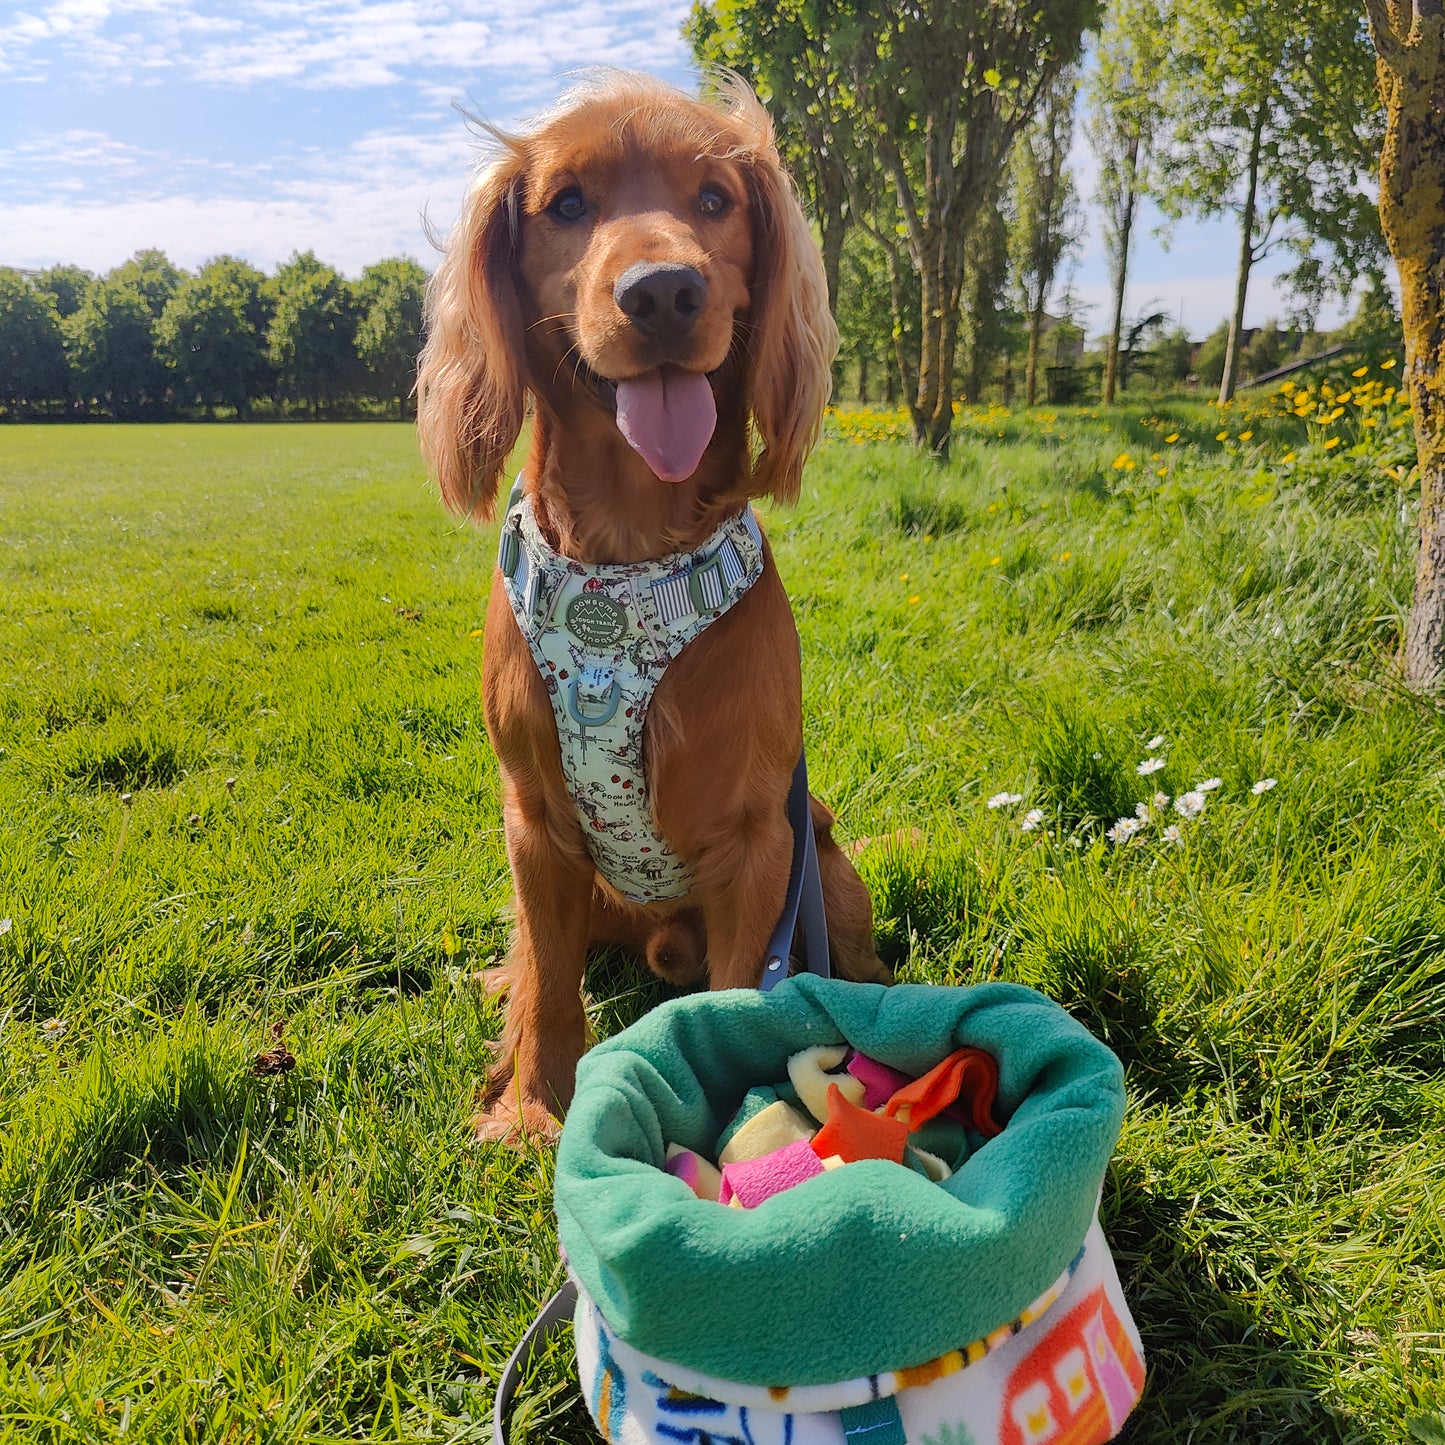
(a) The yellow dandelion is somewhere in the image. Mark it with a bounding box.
[1352,365,1369,378]
[1238,431,1254,441]
[1381,358,1397,369]
[1165,432,1180,443]
[1280,381,1296,395]
[989,556,1001,566]
[1324,436,1341,449]
[1112,452,1132,469]
[469,628,485,638]
[899,572,909,581]
[1282,451,1297,463]
[1216,430,1229,441]
[1157,466,1168,476]
[1058,550,1072,561]
[908,595,921,605]
[1362,416,1378,427]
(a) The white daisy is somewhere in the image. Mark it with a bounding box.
[1021,808,1045,831]
[1251,778,1277,794]
[987,792,1024,809]
[1162,825,1182,846]
[1107,816,1144,844]
[0,917,10,936]
[40,1018,67,1040]
[1153,791,1170,810]
[1137,757,1166,776]
[1196,777,1223,792]
[1134,802,1151,820]
[1146,735,1166,750]
[1174,790,1207,820]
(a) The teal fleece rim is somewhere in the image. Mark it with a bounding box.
[554,976,1126,1388]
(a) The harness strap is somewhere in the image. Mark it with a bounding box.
[492,753,831,1444]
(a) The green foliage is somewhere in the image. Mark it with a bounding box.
[1,417,1440,1439]
[266,251,360,414]
[156,257,272,416]
[33,263,95,319]
[63,254,180,419]
[0,269,68,411]
[355,257,428,418]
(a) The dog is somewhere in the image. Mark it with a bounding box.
[416,71,889,1143]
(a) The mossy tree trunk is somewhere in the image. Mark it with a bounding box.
[1365,1,1445,688]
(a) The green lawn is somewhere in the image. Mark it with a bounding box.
[1,416,1442,1443]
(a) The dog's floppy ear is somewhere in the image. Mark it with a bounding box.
[728,83,838,505]
[417,147,528,523]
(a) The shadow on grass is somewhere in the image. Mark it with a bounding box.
[1107,1165,1359,1445]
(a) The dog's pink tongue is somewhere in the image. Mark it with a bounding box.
[614,366,717,483]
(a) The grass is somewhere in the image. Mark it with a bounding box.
[1,413,1442,1443]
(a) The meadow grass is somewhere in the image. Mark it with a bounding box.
[1,412,1442,1443]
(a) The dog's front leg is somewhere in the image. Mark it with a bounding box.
[475,771,595,1143]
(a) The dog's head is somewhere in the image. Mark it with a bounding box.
[417,72,837,521]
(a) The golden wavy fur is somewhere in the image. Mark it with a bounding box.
[416,71,885,1142]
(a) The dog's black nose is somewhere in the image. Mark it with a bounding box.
[614,262,707,341]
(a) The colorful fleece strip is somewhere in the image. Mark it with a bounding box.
[573,1212,1145,1445]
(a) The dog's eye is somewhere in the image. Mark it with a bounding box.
[549,188,587,223]
[697,185,730,217]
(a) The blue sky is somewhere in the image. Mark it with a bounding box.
[0,0,1352,338]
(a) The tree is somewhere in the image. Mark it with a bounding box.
[1010,66,1083,407]
[0,270,68,413]
[1149,0,1385,404]
[835,230,895,401]
[839,0,1097,453]
[267,251,358,415]
[1087,0,1164,405]
[959,199,1015,402]
[685,0,861,318]
[1363,0,1445,688]
[65,253,180,418]
[157,257,271,417]
[34,264,94,319]
[355,258,427,418]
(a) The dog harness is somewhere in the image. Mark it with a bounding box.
[496,481,765,903]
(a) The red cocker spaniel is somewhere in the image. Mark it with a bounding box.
[417,72,888,1142]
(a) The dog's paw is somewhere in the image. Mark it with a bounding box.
[471,1096,562,1147]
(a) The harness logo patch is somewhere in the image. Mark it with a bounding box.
[566,594,628,647]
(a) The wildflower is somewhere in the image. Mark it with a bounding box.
[1146,735,1165,750]
[899,572,909,581]
[1165,432,1180,443]
[1282,452,1297,464]
[1381,358,1397,369]
[1107,816,1144,844]
[1352,365,1369,377]
[908,595,920,605]
[1174,791,1206,820]
[1238,431,1254,441]
[1251,778,1277,794]
[1215,430,1229,441]
[1157,467,1168,476]
[1058,550,1072,561]
[1324,437,1341,449]
[1162,825,1183,846]
[1091,752,1102,761]
[989,556,1001,566]
[0,917,10,936]
[1196,778,1223,792]
[1137,757,1166,776]
[987,792,1024,809]
[1112,452,1135,470]
[41,1018,68,1040]
[1153,791,1170,810]
[1021,808,1045,831]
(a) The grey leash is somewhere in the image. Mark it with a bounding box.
[492,750,831,1444]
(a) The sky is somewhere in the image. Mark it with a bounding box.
[0,0,1355,340]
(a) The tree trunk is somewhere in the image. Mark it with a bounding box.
[1371,13,1445,687]
[1025,305,1044,407]
[1219,100,1267,406]
[858,351,870,403]
[1102,144,1139,407]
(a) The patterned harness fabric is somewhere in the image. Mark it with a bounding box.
[497,483,766,903]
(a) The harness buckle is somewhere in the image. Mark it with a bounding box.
[687,553,727,614]
[566,667,621,728]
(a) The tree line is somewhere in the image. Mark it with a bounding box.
[0,251,426,421]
